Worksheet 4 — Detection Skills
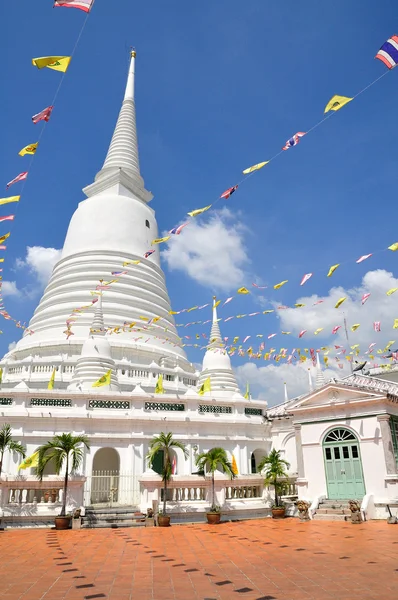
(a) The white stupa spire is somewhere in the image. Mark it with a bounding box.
[68,299,120,392]
[208,297,223,349]
[308,368,314,393]
[197,299,241,397]
[0,48,196,392]
[315,352,326,389]
[284,382,289,402]
[90,295,105,336]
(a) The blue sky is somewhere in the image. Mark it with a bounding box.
[1,1,398,402]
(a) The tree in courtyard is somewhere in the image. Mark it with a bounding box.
[257,449,290,507]
[36,433,90,516]
[0,424,26,477]
[195,447,235,511]
[146,432,188,514]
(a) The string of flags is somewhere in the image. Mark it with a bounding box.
[1,19,397,354]
[0,1,94,333]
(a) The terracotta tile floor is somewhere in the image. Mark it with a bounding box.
[0,519,397,600]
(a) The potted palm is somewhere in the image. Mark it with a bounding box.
[0,423,26,477]
[258,449,290,519]
[195,447,235,524]
[36,433,90,530]
[146,432,188,527]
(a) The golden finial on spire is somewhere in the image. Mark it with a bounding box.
[130,47,136,58]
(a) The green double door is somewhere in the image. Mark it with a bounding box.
[323,428,366,500]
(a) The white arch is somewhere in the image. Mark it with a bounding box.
[320,424,361,445]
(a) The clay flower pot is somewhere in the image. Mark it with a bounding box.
[206,512,221,525]
[55,516,71,530]
[271,507,286,519]
[158,515,171,527]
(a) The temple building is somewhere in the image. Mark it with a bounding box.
[0,52,397,526]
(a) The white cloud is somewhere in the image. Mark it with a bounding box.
[8,341,17,352]
[162,208,250,292]
[235,360,351,407]
[276,269,398,351]
[1,281,22,297]
[16,246,61,287]
[233,268,398,406]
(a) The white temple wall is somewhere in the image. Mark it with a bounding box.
[299,415,396,502]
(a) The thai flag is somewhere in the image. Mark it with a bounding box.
[169,223,187,235]
[53,0,95,12]
[144,250,155,258]
[282,132,306,150]
[376,35,398,69]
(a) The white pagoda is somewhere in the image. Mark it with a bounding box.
[0,52,269,525]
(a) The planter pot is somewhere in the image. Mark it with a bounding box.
[55,516,71,530]
[158,515,171,527]
[206,512,221,525]
[271,507,286,519]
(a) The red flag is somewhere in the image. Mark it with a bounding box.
[53,0,94,11]
[0,216,14,223]
[6,172,27,189]
[220,185,238,199]
[32,106,54,124]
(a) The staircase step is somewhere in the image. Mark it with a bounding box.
[82,520,145,529]
[313,513,350,521]
[316,508,351,515]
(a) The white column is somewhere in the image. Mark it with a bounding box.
[377,415,397,475]
[241,445,248,475]
[294,424,305,479]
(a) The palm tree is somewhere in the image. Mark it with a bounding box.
[195,447,235,511]
[146,432,188,515]
[36,433,90,517]
[0,424,26,477]
[257,449,290,507]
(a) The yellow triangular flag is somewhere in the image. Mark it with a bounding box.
[244,382,250,400]
[327,264,340,277]
[18,451,39,471]
[0,368,2,383]
[198,376,211,396]
[0,232,11,245]
[231,454,239,475]
[237,287,250,294]
[324,95,353,113]
[32,56,71,72]
[393,319,398,329]
[351,324,360,331]
[335,297,347,308]
[19,142,39,157]
[155,374,165,394]
[92,369,112,388]
[388,242,398,251]
[48,368,56,390]
[314,328,323,335]
[214,300,221,308]
[0,258,4,263]
[263,310,274,314]
[187,205,212,217]
[295,303,305,308]
[387,288,398,296]
[242,161,269,174]
[123,260,140,266]
[0,196,20,206]
[151,236,170,245]
[274,280,288,290]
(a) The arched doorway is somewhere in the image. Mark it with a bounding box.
[251,449,267,474]
[323,428,365,499]
[91,448,120,505]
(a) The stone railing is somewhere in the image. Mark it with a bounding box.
[139,473,266,512]
[0,476,86,516]
[225,483,262,500]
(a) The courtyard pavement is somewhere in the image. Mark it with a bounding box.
[0,519,397,600]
